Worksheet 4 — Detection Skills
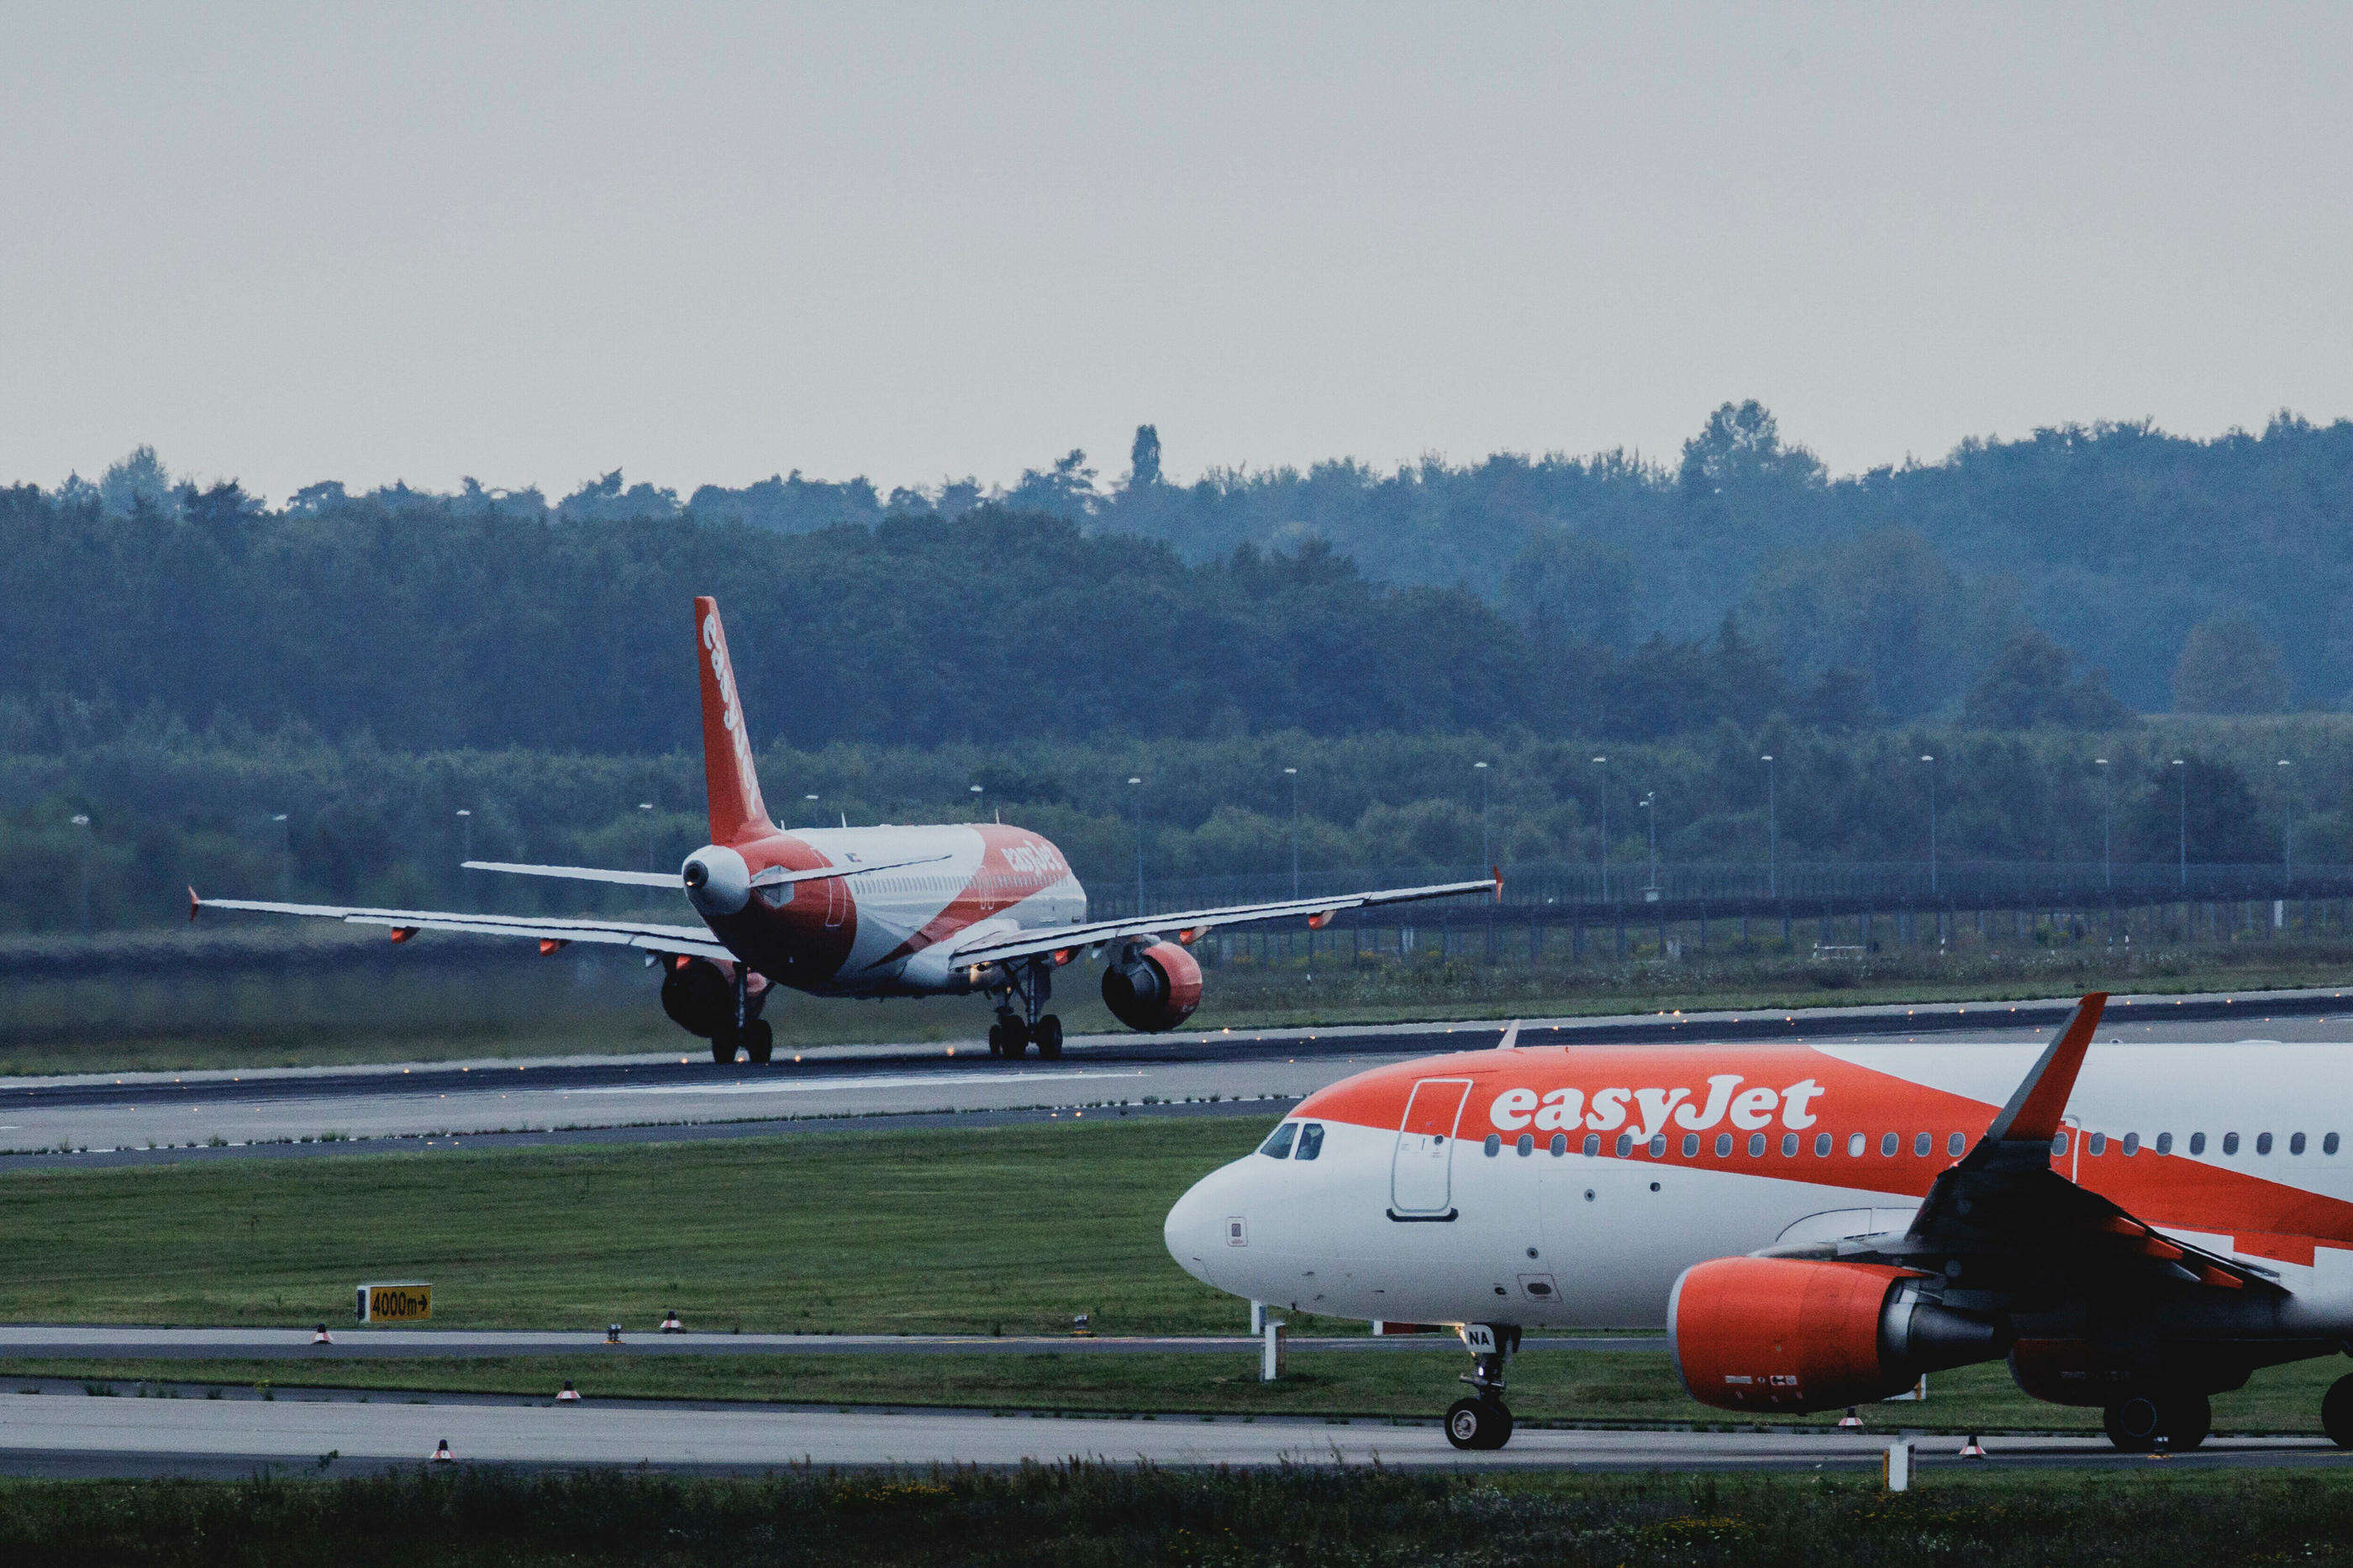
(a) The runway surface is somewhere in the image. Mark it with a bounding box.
[0,1326,1661,1360]
[0,1382,2339,1477]
[4,987,2347,1166]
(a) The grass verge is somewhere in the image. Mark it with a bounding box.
[8,1465,2353,1565]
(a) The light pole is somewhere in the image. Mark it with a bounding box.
[1128,776,1145,914]
[638,802,655,871]
[1593,756,1610,900]
[455,808,472,863]
[1640,791,1658,897]
[1761,755,1777,899]
[804,792,820,828]
[71,813,92,934]
[1284,767,1299,898]
[2093,759,2111,890]
[1474,760,1490,870]
[273,812,291,897]
[969,782,983,822]
[1919,755,1938,897]
[2171,758,2187,891]
[2277,758,2293,888]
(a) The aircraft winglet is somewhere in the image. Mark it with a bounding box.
[1983,992,2108,1144]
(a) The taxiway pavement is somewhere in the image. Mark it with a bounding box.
[0,1385,2337,1478]
[4,987,2346,1166]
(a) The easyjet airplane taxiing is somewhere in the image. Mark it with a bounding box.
[192,597,1494,1064]
[1166,995,2353,1453]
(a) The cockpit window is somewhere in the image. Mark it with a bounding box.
[1295,1123,1325,1161]
[1258,1123,1298,1159]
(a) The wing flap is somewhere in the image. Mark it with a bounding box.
[191,892,733,961]
[948,876,1498,966]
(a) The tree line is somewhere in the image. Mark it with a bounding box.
[5,713,2345,933]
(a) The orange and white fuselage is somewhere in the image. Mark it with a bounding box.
[682,822,1086,997]
[1167,1041,2353,1332]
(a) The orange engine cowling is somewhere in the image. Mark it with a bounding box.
[1101,940,1203,1031]
[1669,1256,2009,1413]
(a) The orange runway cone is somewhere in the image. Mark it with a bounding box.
[557,1381,582,1402]
[311,1323,332,1345]
[1959,1434,1987,1458]
[432,1439,455,1463]
[659,1311,684,1334]
[1837,1408,1865,1429]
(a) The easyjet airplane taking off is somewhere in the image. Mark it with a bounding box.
[1166,995,2353,1453]
[192,597,1493,1063]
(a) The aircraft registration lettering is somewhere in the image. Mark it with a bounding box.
[1490,1076,1825,1137]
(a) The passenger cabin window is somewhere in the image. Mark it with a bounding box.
[2156,1132,2174,1155]
[1782,1133,1798,1157]
[2224,1133,2240,1155]
[1948,1132,1966,1157]
[1550,1133,1568,1156]
[1295,1123,1325,1161]
[2291,1132,2307,1155]
[1848,1132,1866,1157]
[1881,1132,1898,1157]
[2087,1133,2106,1157]
[1750,1133,1766,1157]
[2329,1134,2342,1155]
[1913,1132,1931,1157]
[1258,1123,1298,1159]
[1484,1134,1501,1157]
[2123,1133,2140,1155]
[2190,1132,2207,1155]
[1714,1133,1732,1157]
[1583,1134,1601,1156]
[1682,1134,1700,1157]
[1615,1134,1634,1157]
[2256,1132,2274,1155]
[2051,1133,2069,1156]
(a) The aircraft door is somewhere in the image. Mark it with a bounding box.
[1390,1077,1472,1218]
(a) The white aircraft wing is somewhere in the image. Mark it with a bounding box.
[947,875,1499,967]
[189,889,734,962]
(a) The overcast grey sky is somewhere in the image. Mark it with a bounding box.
[5,3,2349,502]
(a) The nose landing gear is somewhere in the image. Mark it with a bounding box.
[989,959,1063,1061]
[1443,1323,1519,1450]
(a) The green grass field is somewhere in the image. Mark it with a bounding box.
[2,1117,2346,1434]
[8,1464,2353,1566]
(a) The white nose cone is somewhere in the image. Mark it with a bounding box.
[682,845,750,918]
[1163,1167,1228,1291]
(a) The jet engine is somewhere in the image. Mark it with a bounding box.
[659,957,767,1038]
[1101,940,1203,1032]
[1668,1256,2010,1413]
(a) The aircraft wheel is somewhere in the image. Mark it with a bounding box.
[709,1030,740,1066]
[743,1020,774,1066]
[1035,1015,1064,1060]
[986,1023,1006,1059]
[2103,1393,2162,1453]
[1001,1018,1029,1060]
[2165,1390,2211,1451]
[1444,1396,1513,1451]
[2324,1373,2353,1449]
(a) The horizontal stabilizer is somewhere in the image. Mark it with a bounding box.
[465,860,679,887]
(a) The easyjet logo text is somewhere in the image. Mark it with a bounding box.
[1003,844,1068,876]
[703,610,761,803]
[1488,1075,1825,1139]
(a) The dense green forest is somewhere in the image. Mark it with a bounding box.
[7,411,2350,930]
[5,717,2347,933]
[20,403,2349,738]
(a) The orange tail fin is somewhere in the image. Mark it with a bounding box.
[693,596,776,845]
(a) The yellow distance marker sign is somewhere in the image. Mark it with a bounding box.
[355,1281,432,1323]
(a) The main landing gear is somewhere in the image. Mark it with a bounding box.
[2325,1373,2353,1450]
[1444,1324,1519,1450]
[989,958,1063,1061]
[2101,1387,2211,1453]
[708,963,774,1066]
